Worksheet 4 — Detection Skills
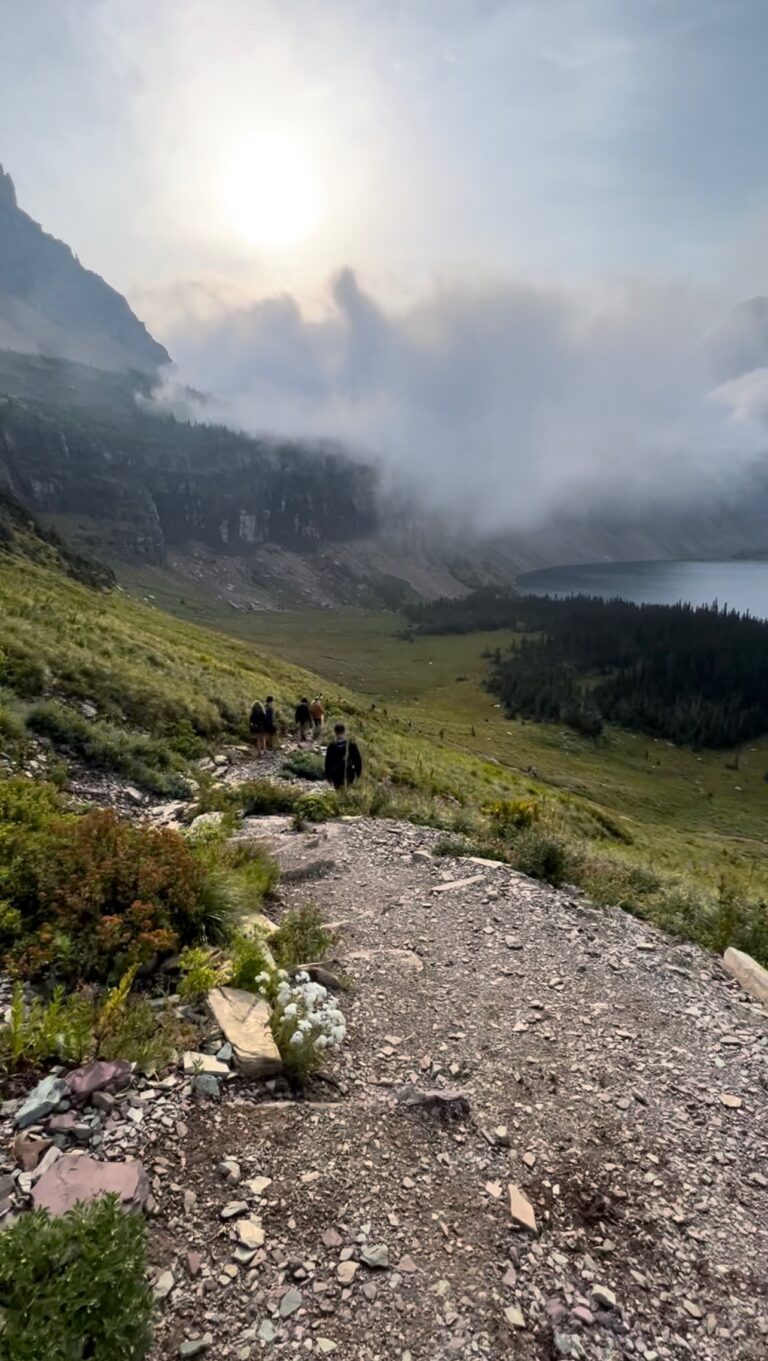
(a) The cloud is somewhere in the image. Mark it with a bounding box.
[148,269,767,532]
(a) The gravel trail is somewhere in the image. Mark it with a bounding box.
[146,815,768,1361]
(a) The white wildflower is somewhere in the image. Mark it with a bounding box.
[289,1032,304,1047]
[282,1002,298,1020]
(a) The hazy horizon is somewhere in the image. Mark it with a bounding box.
[3,0,768,528]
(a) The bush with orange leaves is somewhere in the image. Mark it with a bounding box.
[1,781,215,985]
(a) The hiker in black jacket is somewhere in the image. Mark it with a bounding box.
[325,723,363,789]
[295,698,312,743]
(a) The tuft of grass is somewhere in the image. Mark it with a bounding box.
[272,905,337,969]
[0,1196,153,1361]
[282,750,326,781]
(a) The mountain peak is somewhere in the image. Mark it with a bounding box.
[0,164,17,209]
[0,165,169,373]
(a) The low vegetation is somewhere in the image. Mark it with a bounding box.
[0,1195,152,1361]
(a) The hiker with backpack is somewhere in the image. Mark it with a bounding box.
[325,723,363,790]
[295,697,313,743]
[249,699,268,756]
[310,696,325,735]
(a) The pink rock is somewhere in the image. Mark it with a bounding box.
[32,1153,148,1216]
[187,1250,202,1278]
[65,1060,132,1102]
[573,1306,595,1326]
[48,1112,77,1133]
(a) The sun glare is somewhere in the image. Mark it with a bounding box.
[221,132,320,249]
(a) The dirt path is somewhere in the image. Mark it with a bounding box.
[143,813,767,1361]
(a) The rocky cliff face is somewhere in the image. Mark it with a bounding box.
[0,165,169,372]
[0,352,379,570]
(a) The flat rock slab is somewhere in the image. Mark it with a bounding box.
[182,1051,230,1076]
[432,874,486,893]
[32,1153,148,1216]
[723,947,768,1008]
[207,987,282,1078]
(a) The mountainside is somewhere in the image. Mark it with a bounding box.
[0,165,169,372]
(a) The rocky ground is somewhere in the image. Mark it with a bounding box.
[2,753,766,1361]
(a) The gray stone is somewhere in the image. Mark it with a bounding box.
[14,1076,69,1129]
[192,1074,220,1100]
[279,1287,303,1318]
[361,1243,390,1269]
[179,1336,213,1358]
[215,1042,233,1064]
[591,1285,617,1310]
[153,1270,175,1302]
[258,1320,277,1343]
[91,1091,116,1115]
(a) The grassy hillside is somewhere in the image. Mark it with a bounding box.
[1,549,766,961]
[119,565,768,898]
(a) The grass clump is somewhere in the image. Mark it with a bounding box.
[25,700,190,797]
[229,934,272,991]
[282,750,326,781]
[272,905,336,969]
[238,779,302,817]
[486,797,540,836]
[433,835,509,863]
[0,1195,153,1361]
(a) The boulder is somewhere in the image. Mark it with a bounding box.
[65,1059,131,1102]
[723,947,768,1008]
[206,987,282,1078]
[14,1075,69,1129]
[32,1152,148,1216]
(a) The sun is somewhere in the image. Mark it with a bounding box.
[221,132,320,249]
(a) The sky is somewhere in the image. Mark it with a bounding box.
[3,0,768,527]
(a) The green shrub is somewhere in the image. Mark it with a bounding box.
[229,934,271,991]
[0,1195,153,1361]
[238,779,301,817]
[0,971,189,1074]
[282,751,326,781]
[512,826,569,886]
[25,701,190,797]
[294,790,338,826]
[178,945,228,1002]
[272,905,336,969]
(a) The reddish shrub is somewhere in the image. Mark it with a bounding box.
[6,809,210,984]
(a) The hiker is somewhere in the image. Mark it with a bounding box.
[325,723,363,790]
[265,695,277,749]
[310,696,325,735]
[295,697,313,743]
[249,699,268,756]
